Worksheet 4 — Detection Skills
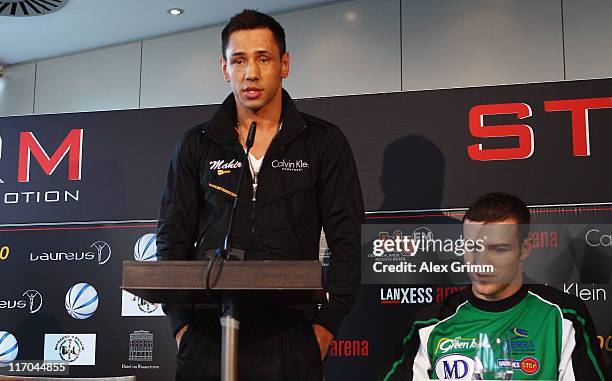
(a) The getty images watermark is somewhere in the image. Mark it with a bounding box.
[362,223,612,285]
[369,226,491,275]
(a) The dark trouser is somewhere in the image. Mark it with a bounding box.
[176,316,323,381]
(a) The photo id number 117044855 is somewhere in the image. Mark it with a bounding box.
[2,361,69,376]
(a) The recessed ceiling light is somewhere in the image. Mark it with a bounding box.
[167,8,184,16]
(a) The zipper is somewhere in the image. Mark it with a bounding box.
[248,171,257,259]
[246,124,307,259]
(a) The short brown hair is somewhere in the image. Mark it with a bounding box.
[221,9,286,59]
[463,192,531,242]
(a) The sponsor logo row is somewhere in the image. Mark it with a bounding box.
[1,287,164,318]
[0,330,161,369]
[434,354,539,380]
[2,234,164,318]
[434,329,540,380]
[379,285,607,304]
[1,233,157,265]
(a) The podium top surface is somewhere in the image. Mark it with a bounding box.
[121,260,324,304]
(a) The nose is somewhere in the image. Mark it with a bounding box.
[473,248,492,267]
[245,58,260,80]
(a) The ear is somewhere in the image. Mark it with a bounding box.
[281,52,290,79]
[221,56,230,82]
[519,237,533,261]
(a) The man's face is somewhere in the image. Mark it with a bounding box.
[463,218,532,301]
[221,28,289,113]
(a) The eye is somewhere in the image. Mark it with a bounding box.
[232,58,246,65]
[259,56,270,63]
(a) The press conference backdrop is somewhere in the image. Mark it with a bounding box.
[0,78,611,379]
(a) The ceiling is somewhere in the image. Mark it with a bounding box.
[0,0,335,65]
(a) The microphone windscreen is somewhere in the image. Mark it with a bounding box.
[246,122,257,148]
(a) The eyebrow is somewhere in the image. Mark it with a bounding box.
[485,243,513,248]
[230,49,274,57]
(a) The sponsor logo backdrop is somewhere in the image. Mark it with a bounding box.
[0,78,611,379]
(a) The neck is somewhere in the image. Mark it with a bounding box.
[236,87,283,133]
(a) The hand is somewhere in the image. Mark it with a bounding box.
[312,324,334,361]
[176,324,189,349]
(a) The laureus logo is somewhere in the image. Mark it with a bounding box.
[23,290,43,314]
[30,241,112,265]
[0,289,43,314]
[90,241,111,265]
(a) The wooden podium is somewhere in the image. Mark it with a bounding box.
[122,260,324,381]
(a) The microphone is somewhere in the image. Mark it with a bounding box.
[245,121,257,149]
[205,122,256,303]
[221,121,257,257]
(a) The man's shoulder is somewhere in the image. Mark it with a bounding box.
[174,123,209,148]
[526,283,589,314]
[299,112,347,143]
[413,288,472,322]
[185,122,208,139]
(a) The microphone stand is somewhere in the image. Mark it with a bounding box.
[206,121,256,381]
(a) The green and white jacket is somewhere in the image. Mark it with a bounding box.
[382,284,606,380]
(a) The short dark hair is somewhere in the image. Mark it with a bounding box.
[463,192,531,242]
[221,9,286,59]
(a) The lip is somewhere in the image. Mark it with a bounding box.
[471,273,496,283]
[243,88,263,99]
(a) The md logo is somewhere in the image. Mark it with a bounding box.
[434,354,475,380]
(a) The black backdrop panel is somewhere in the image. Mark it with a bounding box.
[0,78,610,380]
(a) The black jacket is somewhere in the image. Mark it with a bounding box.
[157,89,365,337]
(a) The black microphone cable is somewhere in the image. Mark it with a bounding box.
[205,121,257,311]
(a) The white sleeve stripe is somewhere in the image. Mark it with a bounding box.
[559,318,577,380]
[412,325,435,380]
[411,301,470,380]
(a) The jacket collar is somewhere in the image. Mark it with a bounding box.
[468,284,528,312]
[205,88,306,150]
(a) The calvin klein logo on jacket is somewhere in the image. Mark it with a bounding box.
[271,159,309,172]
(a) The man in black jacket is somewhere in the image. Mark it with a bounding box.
[157,9,365,381]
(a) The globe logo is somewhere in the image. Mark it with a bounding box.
[65,283,98,319]
[0,331,18,367]
[134,233,157,261]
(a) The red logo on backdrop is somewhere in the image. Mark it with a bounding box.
[529,231,559,249]
[328,339,369,357]
[520,357,539,374]
[468,97,612,161]
[435,286,467,303]
[17,129,83,183]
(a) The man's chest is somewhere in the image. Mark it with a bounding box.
[201,145,314,202]
[427,312,559,379]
